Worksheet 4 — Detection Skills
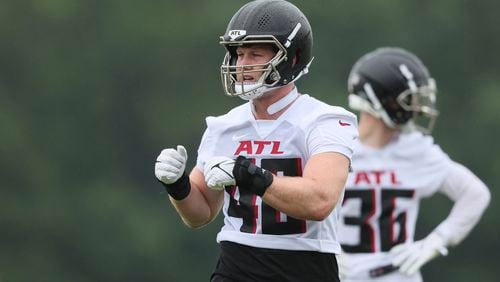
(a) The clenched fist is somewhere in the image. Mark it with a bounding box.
[155,145,188,185]
[204,156,236,190]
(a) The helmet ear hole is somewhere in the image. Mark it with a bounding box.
[293,49,300,67]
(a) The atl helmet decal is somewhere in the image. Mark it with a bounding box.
[228,30,246,41]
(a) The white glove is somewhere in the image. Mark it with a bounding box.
[391,232,448,276]
[337,251,351,280]
[204,156,236,191]
[155,145,188,184]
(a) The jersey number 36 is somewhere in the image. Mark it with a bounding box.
[342,189,415,253]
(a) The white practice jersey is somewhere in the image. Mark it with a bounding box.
[196,93,358,254]
[338,131,452,281]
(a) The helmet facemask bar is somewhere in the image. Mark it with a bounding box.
[397,79,439,134]
[220,36,288,100]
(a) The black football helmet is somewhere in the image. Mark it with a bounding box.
[348,47,439,133]
[220,0,313,100]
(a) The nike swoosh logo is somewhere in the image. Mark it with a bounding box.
[210,163,233,178]
[338,120,351,127]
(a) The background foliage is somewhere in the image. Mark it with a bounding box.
[1,0,498,281]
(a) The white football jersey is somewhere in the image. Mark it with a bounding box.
[196,93,358,254]
[338,131,452,281]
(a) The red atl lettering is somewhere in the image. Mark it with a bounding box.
[354,172,370,185]
[353,170,402,185]
[254,141,272,154]
[235,141,253,155]
[270,141,284,154]
[390,171,401,185]
[234,140,284,155]
[373,171,383,184]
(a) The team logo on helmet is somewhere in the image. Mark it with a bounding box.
[228,30,247,41]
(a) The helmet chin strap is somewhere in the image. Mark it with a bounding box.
[250,87,299,116]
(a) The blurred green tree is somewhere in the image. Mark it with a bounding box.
[0,0,497,281]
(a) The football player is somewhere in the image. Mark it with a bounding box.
[337,47,491,281]
[154,0,358,281]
